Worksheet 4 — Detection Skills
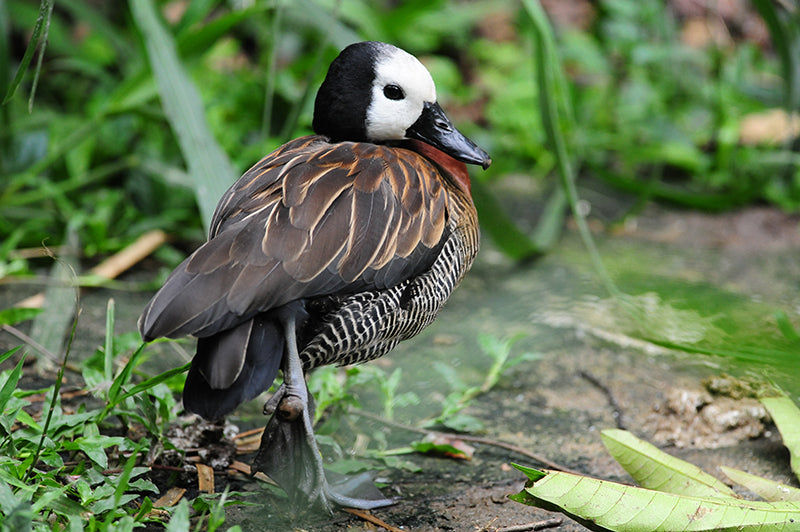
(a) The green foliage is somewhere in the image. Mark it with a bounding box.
[425,333,540,432]
[3,0,795,277]
[511,0,798,212]
[192,489,252,532]
[130,0,237,233]
[511,395,800,530]
[0,297,238,529]
[3,0,799,528]
[0,348,162,528]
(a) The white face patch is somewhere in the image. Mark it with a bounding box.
[365,46,437,142]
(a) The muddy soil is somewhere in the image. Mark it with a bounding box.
[3,199,799,531]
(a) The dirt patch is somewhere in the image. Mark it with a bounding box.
[4,205,799,531]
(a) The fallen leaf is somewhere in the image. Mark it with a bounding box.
[412,435,476,460]
[197,463,214,493]
[153,486,186,508]
[740,109,800,145]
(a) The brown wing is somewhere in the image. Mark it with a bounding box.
[139,135,449,341]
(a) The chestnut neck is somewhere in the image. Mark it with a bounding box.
[404,139,471,195]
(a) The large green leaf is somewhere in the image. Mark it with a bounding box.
[601,429,737,499]
[760,395,800,480]
[511,465,800,531]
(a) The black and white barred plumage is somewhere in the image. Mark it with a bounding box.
[301,201,478,370]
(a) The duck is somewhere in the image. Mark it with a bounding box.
[139,40,491,513]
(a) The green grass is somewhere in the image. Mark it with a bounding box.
[2,0,800,528]
[0,301,202,530]
[0,296,532,528]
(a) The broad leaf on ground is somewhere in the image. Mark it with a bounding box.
[601,429,737,499]
[511,464,800,531]
[760,395,800,480]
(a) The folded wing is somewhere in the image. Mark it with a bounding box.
[139,135,450,343]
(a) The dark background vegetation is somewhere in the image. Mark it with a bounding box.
[3,0,799,269]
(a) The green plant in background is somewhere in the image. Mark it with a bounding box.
[523,0,800,392]
[426,333,540,432]
[2,0,797,272]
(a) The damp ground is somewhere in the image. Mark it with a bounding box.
[3,196,799,531]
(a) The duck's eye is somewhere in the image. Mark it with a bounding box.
[383,84,405,100]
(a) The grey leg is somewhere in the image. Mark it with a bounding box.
[252,313,396,513]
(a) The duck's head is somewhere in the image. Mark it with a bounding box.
[312,41,492,170]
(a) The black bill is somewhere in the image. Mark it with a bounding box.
[406,101,492,170]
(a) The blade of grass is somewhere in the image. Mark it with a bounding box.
[0,346,23,367]
[0,350,26,414]
[130,0,235,233]
[113,444,142,510]
[176,6,261,56]
[28,228,80,372]
[58,0,134,62]
[24,275,81,483]
[752,0,800,113]
[114,362,190,404]
[106,343,147,406]
[99,354,189,421]
[530,185,567,251]
[775,310,800,342]
[278,0,345,141]
[0,0,10,166]
[522,0,620,299]
[1,113,107,202]
[262,0,283,138]
[104,299,115,381]
[2,0,53,108]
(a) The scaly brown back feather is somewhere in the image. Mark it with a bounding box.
[139,135,451,343]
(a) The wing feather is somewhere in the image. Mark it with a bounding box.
[140,135,452,341]
[284,192,351,281]
[288,166,353,229]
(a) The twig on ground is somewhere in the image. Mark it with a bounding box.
[232,426,265,440]
[578,370,626,430]
[492,517,563,532]
[153,486,186,507]
[1,323,67,365]
[14,229,168,309]
[89,229,168,280]
[342,508,404,532]
[197,462,214,493]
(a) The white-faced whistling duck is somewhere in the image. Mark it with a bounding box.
[139,41,491,513]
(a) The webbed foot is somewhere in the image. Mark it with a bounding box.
[253,383,397,513]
